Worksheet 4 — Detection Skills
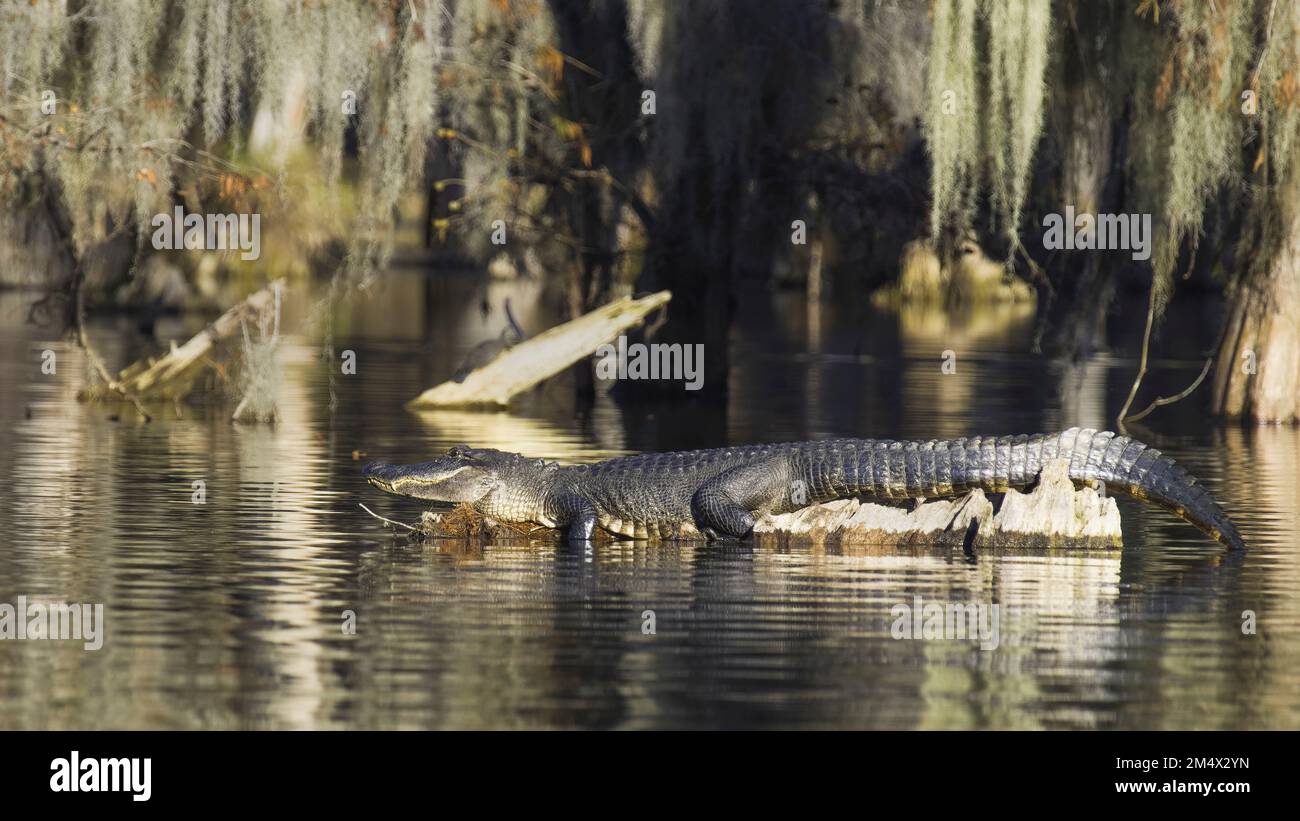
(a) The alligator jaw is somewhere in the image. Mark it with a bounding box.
[362,461,467,498]
[363,457,498,504]
[362,462,402,494]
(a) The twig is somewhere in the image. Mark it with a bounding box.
[1117,278,1157,429]
[1124,356,1213,423]
[358,503,418,532]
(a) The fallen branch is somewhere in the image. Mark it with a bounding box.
[358,503,419,533]
[407,290,672,409]
[80,278,285,403]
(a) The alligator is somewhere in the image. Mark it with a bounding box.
[363,428,1245,550]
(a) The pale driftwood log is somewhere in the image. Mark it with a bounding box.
[80,279,284,402]
[754,459,1122,549]
[406,290,672,409]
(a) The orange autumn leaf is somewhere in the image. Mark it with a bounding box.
[538,45,565,86]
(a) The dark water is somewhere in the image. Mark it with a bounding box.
[0,271,1296,729]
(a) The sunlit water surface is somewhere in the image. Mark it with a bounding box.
[0,272,1296,729]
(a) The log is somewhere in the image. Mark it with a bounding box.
[80,279,284,402]
[753,459,1122,549]
[406,290,672,409]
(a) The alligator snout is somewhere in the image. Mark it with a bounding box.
[362,461,398,490]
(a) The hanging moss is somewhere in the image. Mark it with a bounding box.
[985,1,1051,245]
[0,0,445,291]
[1256,1,1300,186]
[925,0,979,244]
[924,0,1050,252]
[1126,0,1254,313]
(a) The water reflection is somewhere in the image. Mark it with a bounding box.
[0,279,1296,729]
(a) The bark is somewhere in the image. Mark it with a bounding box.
[1038,1,1123,360]
[1212,184,1300,423]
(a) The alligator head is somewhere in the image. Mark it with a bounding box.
[363,444,506,503]
[365,444,559,524]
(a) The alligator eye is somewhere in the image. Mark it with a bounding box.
[447,444,471,458]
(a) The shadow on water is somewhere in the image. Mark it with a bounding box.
[0,270,1296,729]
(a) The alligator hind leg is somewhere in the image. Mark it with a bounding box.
[690,458,790,539]
[551,493,599,545]
[691,487,757,540]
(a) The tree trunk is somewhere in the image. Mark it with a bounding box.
[1039,2,1122,361]
[1212,183,1300,423]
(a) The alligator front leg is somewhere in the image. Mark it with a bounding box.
[690,457,791,540]
[550,493,599,545]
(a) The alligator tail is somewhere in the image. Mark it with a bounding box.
[933,428,1245,550]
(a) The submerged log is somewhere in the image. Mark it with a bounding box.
[80,279,284,402]
[406,290,671,410]
[753,459,1122,549]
